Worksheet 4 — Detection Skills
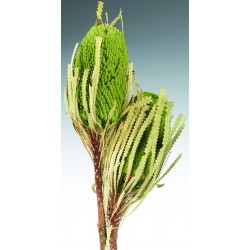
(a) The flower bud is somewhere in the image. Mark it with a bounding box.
[73,9,128,128]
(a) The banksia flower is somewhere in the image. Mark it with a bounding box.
[65,1,129,135]
[74,25,128,128]
[64,1,186,250]
[101,90,186,249]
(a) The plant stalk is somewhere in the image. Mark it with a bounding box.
[109,217,119,250]
[109,196,120,250]
[92,134,106,250]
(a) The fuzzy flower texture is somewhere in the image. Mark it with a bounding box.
[65,2,186,250]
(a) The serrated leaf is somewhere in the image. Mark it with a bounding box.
[156,154,182,185]
[96,1,104,25]
[122,63,133,110]
[89,36,102,122]
[114,98,150,179]
[81,68,90,115]
[123,101,156,188]
[110,8,122,27]
[117,104,148,185]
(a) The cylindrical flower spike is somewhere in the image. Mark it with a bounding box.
[75,25,128,128]
[66,1,128,131]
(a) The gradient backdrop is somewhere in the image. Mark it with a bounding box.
[62,0,188,249]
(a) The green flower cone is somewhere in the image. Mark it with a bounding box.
[74,24,128,128]
[65,1,129,136]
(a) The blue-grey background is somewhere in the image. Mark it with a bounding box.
[62,0,188,249]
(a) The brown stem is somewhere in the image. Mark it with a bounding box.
[109,197,120,250]
[109,215,119,250]
[92,134,106,250]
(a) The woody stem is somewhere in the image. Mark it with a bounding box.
[109,195,120,250]
[92,134,106,250]
[109,213,119,250]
